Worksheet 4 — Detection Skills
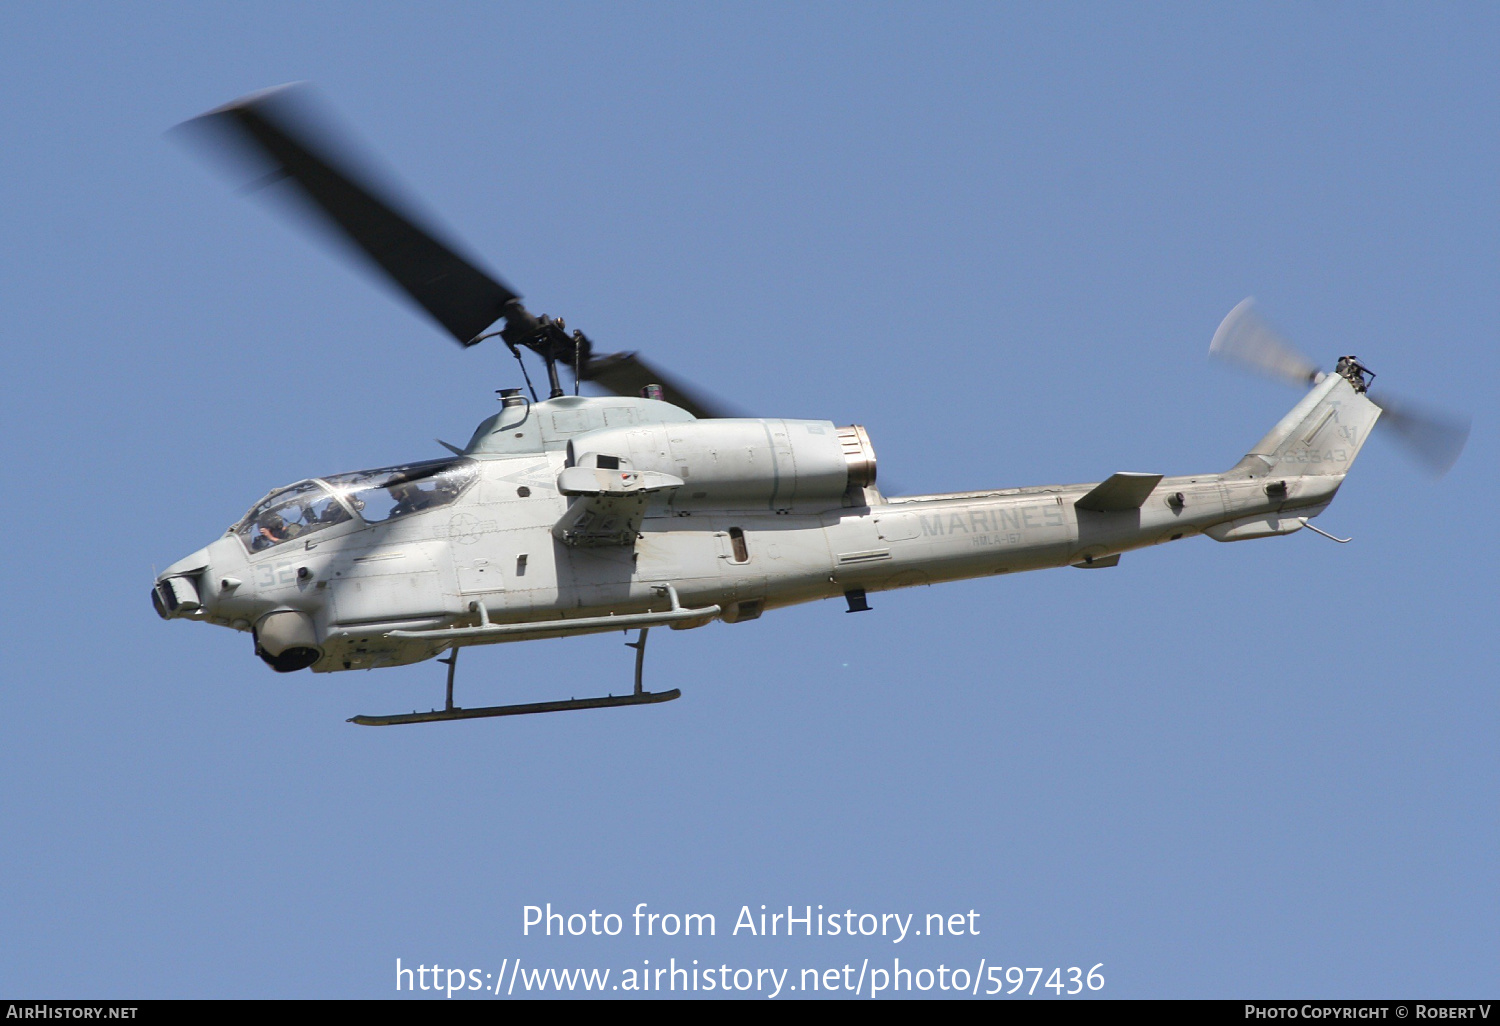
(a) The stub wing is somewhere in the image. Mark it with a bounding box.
[1074,473,1164,512]
[553,466,684,548]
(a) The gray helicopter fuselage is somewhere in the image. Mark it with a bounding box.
[154,372,1381,675]
[164,88,1456,711]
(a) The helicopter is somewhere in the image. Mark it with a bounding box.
[153,85,1470,726]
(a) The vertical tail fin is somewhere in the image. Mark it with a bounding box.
[1229,371,1383,480]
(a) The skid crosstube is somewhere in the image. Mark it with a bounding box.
[349,688,681,726]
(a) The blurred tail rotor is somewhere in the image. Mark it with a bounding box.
[1209,298,1470,478]
[1365,392,1471,478]
[1208,298,1322,388]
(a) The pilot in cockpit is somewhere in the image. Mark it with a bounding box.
[387,480,431,518]
[254,511,292,550]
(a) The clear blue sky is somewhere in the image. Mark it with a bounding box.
[1,2,1495,999]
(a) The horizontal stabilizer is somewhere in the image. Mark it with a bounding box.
[1075,473,1163,512]
[1071,554,1121,569]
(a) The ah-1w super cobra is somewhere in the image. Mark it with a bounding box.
[153,86,1469,725]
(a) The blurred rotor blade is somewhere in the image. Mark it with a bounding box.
[179,84,517,345]
[1209,298,1323,388]
[1370,391,1472,478]
[581,351,737,420]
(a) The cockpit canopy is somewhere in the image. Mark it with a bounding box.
[233,457,478,553]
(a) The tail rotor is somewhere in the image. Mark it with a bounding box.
[1209,297,1323,388]
[1209,298,1470,478]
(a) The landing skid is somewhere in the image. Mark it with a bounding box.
[348,628,679,726]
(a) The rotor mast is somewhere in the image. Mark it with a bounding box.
[472,300,594,400]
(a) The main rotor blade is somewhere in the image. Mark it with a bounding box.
[581,351,735,420]
[1209,298,1323,388]
[180,84,517,345]
[1370,391,1472,478]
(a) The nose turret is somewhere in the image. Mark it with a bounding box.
[253,610,322,672]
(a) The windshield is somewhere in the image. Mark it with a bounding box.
[235,480,353,553]
[322,457,478,524]
[234,458,478,554]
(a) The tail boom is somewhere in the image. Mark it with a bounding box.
[821,370,1383,599]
